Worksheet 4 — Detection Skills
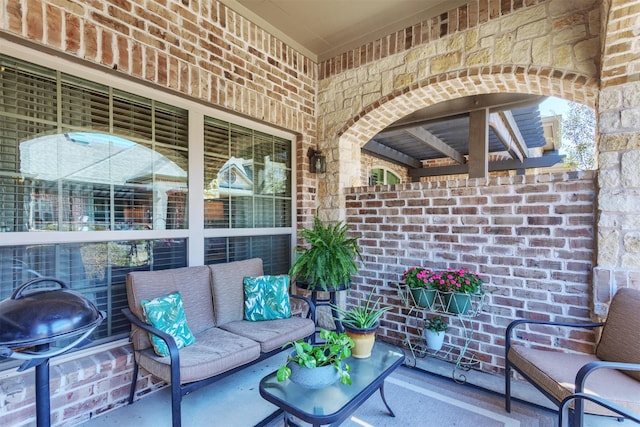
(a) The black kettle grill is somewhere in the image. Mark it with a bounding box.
[0,277,105,427]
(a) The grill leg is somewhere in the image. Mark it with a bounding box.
[35,357,50,427]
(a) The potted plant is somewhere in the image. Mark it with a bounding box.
[276,329,355,388]
[436,269,483,314]
[330,290,392,358]
[424,315,448,351]
[289,210,362,292]
[402,267,439,308]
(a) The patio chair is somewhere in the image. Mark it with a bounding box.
[559,393,640,427]
[505,287,640,426]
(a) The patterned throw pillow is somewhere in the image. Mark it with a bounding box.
[141,291,196,357]
[243,275,292,321]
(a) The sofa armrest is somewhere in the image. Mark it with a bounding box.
[505,319,603,356]
[121,308,181,370]
[290,294,316,322]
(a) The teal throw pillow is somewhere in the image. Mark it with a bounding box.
[243,275,292,321]
[141,291,196,357]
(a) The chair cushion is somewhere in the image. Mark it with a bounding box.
[219,317,315,353]
[596,287,640,382]
[136,327,261,384]
[509,345,640,416]
[141,291,196,357]
[210,258,263,325]
[244,275,291,321]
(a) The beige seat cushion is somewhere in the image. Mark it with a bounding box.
[127,266,215,351]
[136,327,261,384]
[209,258,263,325]
[509,345,640,416]
[219,317,316,353]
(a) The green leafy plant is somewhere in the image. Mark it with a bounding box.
[289,210,362,291]
[277,329,355,385]
[330,291,392,329]
[426,315,448,332]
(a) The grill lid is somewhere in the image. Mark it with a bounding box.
[0,277,104,350]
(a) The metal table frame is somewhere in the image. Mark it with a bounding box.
[259,341,405,427]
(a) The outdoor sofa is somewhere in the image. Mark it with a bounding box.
[122,258,316,427]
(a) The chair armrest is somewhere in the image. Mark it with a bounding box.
[505,319,603,355]
[560,392,640,427]
[121,308,181,364]
[576,360,640,392]
[290,294,316,322]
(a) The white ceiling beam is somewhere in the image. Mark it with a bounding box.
[404,127,466,165]
[488,111,528,162]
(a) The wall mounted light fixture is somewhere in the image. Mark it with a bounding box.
[307,148,326,173]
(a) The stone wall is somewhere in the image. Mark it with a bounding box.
[345,171,597,374]
[592,0,640,313]
[316,0,601,221]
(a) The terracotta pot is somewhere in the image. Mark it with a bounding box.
[343,323,377,358]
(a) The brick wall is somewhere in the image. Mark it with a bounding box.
[345,171,597,374]
[0,345,136,426]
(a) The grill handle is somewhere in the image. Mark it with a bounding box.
[11,277,68,300]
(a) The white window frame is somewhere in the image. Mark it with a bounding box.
[0,38,297,267]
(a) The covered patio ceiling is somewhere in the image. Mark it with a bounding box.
[364,94,564,179]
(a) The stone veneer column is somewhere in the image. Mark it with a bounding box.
[594,81,640,314]
[592,0,640,315]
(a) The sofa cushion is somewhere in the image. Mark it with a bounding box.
[210,258,263,325]
[127,266,214,350]
[219,317,315,353]
[141,291,196,357]
[243,275,291,321]
[136,327,261,384]
[509,345,640,416]
[596,287,640,382]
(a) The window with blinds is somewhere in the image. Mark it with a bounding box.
[0,239,187,357]
[0,52,296,365]
[204,235,291,274]
[203,117,292,229]
[0,55,189,233]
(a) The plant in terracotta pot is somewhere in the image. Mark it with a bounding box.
[277,329,355,388]
[402,267,439,308]
[289,210,362,292]
[424,315,448,351]
[330,291,392,358]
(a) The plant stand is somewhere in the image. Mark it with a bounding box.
[296,282,350,333]
[395,283,485,384]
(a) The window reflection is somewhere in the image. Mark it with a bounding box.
[18,132,187,231]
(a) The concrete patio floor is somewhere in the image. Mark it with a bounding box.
[79,344,628,427]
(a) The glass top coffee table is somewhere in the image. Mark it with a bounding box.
[259,341,405,427]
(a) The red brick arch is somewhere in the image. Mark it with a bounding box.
[337,65,598,149]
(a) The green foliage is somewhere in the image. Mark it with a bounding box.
[276,329,355,385]
[289,210,362,291]
[560,103,596,171]
[330,291,392,329]
[426,315,448,332]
